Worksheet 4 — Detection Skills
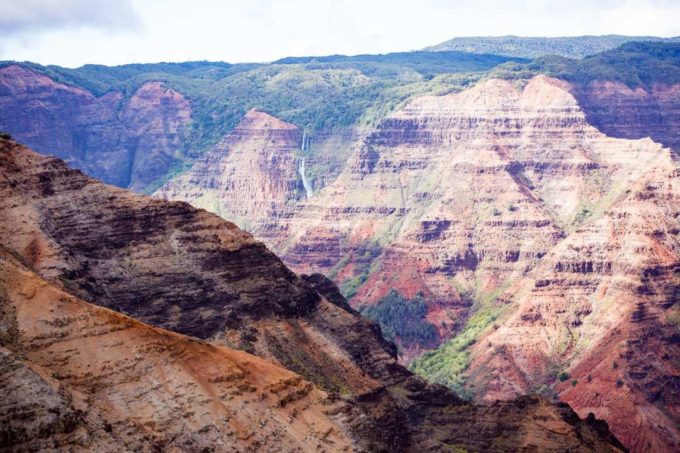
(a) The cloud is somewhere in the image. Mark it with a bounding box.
[0,0,678,67]
[0,0,141,35]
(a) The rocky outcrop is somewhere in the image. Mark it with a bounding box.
[0,138,624,452]
[155,110,305,240]
[0,65,192,190]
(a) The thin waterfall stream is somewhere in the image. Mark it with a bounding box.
[299,131,314,198]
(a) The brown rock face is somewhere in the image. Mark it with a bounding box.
[156,110,305,239]
[0,250,352,452]
[121,81,192,191]
[0,65,192,190]
[0,139,624,452]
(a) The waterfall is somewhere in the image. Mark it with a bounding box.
[299,131,313,198]
[299,157,314,199]
[300,130,311,153]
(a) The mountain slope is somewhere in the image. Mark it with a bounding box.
[269,75,669,351]
[425,35,680,58]
[155,110,305,237]
[0,249,352,452]
[0,64,192,190]
[0,50,523,192]
[153,74,678,452]
[458,157,680,452]
[0,138,624,452]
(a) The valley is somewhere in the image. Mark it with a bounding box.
[0,138,625,452]
[0,38,678,452]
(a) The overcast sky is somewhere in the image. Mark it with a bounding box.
[1,0,679,67]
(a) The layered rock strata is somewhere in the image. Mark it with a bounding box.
[202,76,675,452]
[0,249,352,452]
[463,157,680,452]
[268,76,667,356]
[156,110,305,240]
[0,138,624,452]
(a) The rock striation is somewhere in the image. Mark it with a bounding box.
[0,138,624,452]
[155,110,305,240]
[0,249,352,452]
[177,75,675,452]
[464,156,680,452]
[265,76,667,357]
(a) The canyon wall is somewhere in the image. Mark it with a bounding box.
[159,75,679,452]
[462,157,679,451]
[0,65,192,190]
[574,81,680,155]
[0,138,624,452]
[0,249,352,452]
[156,110,306,240]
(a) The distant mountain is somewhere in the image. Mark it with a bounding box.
[273,50,527,75]
[424,34,680,58]
[0,51,521,192]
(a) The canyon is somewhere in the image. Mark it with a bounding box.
[0,41,678,452]
[0,64,193,190]
[0,139,625,451]
[159,75,680,452]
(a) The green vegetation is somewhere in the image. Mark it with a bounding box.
[0,131,12,140]
[359,290,437,349]
[488,41,680,89]
[409,302,506,398]
[543,41,680,87]
[557,371,570,382]
[336,241,384,300]
[273,51,527,79]
[339,273,368,300]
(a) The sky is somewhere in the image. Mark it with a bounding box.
[1,0,679,67]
